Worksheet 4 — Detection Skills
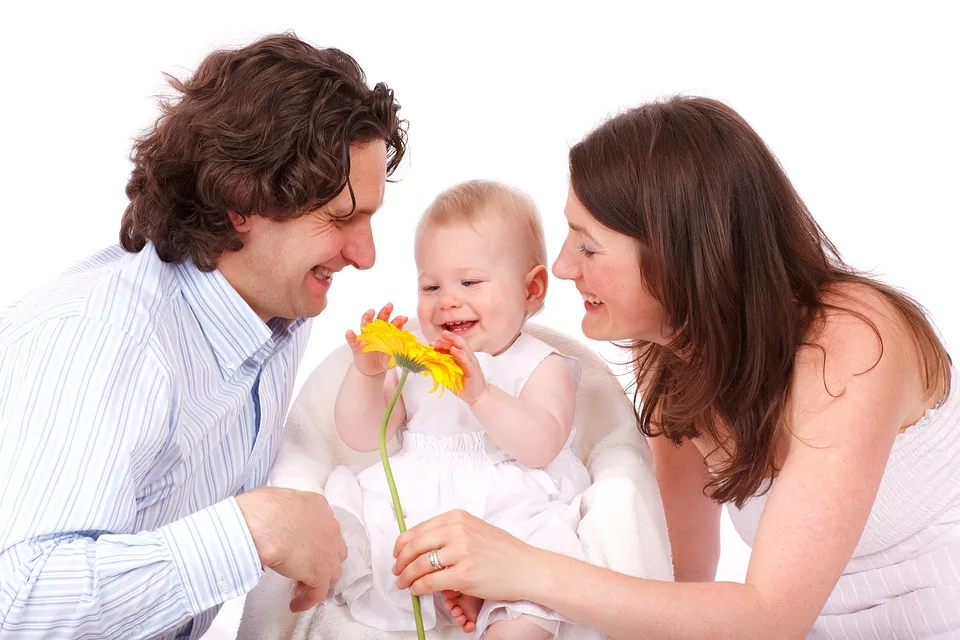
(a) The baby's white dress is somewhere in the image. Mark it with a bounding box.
[324,332,591,636]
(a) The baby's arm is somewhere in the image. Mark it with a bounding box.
[440,331,575,468]
[334,305,408,452]
[335,365,407,452]
[473,354,575,467]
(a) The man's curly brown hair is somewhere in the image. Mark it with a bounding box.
[120,32,407,271]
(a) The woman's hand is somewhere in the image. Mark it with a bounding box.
[392,509,539,601]
[346,303,407,376]
[432,330,488,404]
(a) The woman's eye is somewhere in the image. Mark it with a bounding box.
[578,243,596,257]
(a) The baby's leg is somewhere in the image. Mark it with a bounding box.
[482,615,553,640]
[442,590,483,633]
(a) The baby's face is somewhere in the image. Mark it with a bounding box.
[415,215,532,355]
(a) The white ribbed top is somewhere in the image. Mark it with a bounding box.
[728,368,960,638]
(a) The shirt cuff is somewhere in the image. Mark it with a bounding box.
[160,497,264,615]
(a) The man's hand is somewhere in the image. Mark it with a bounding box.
[236,487,348,612]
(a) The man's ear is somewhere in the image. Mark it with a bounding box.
[227,210,253,232]
[525,264,548,313]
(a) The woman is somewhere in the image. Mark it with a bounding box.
[391,96,960,638]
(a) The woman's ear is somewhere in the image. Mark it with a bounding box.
[525,264,548,313]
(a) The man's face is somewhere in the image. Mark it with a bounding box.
[220,141,388,322]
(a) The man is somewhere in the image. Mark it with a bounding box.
[0,33,406,638]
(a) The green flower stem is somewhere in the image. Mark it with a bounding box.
[378,368,426,640]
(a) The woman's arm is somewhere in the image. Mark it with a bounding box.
[648,436,721,581]
[394,294,922,639]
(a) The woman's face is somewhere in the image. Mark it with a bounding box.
[552,185,670,344]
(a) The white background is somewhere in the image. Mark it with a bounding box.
[1,2,957,637]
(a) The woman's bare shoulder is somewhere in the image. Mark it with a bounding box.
[791,281,935,436]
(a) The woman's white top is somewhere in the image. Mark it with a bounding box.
[727,369,960,638]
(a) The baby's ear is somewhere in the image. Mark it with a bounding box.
[525,264,548,313]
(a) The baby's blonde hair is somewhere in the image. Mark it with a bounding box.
[415,179,548,315]
[416,179,547,267]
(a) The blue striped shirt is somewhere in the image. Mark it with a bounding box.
[0,243,311,638]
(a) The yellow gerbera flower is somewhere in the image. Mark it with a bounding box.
[356,318,464,394]
[352,318,465,640]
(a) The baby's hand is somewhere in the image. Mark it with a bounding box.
[346,303,408,377]
[435,330,488,404]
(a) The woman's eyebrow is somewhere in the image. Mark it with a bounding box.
[568,222,601,245]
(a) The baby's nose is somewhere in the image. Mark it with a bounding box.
[439,293,462,309]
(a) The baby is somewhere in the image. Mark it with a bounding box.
[324,180,591,639]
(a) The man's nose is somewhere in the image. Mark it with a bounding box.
[342,217,375,271]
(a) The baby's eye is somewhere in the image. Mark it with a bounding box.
[578,243,596,258]
[461,280,479,287]
[422,284,439,293]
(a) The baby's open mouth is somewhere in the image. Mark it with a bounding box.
[442,320,477,333]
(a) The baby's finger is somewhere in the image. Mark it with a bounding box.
[376,303,394,321]
[360,309,375,327]
[450,346,476,369]
[431,339,453,353]
[442,330,470,351]
[392,315,408,329]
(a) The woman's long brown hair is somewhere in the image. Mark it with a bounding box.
[569,96,951,507]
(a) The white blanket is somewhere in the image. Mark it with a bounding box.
[237,322,673,640]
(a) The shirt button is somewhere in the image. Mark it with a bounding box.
[134,625,143,636]
[219,576,232,591]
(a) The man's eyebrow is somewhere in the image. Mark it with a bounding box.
[351,197,386,217]
[328,201,382,219]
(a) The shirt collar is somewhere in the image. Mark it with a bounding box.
[173,257,306,372]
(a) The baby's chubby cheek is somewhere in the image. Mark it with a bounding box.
[415,308,441,342]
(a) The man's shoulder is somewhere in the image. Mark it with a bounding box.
[0,244,181,351]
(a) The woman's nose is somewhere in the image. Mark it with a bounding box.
[552,250,577,280]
